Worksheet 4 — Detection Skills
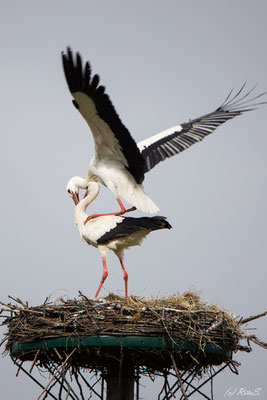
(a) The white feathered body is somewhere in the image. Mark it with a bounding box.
[86,155,158,214]
[74,205,151,259]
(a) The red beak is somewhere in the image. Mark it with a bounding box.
[73,192,79,205]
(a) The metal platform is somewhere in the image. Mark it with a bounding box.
[11,334,234,400]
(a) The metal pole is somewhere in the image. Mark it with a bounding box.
[106,361,134,400]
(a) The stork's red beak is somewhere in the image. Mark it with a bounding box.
[73,192,80,205]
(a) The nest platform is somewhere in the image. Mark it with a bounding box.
[2,291,242,372]
[1,291,266,399]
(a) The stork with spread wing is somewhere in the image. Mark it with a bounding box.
[63,48,265,218]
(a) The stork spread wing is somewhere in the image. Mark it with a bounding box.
[62,47,145,184]
[138,84,266,173]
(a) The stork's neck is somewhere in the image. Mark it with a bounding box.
[74,182,100,227]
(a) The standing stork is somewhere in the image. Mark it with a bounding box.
[69,182,171,297]
[62,48,265,217]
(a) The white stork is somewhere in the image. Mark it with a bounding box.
[70,182,171,297]
[62,48,265,217]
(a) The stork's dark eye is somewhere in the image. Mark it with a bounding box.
[68,189,71,194]
[72,100,79,109]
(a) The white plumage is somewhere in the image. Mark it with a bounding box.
[70,182,171,297]
[63,48,265,215]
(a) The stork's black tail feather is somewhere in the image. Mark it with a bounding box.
[136,216,172,231]
[97,216,171,244]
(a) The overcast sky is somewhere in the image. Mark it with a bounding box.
[1,1,267,398]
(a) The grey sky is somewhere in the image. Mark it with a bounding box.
[1,1,267,398]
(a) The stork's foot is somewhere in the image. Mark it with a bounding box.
[116,198,137,215]
[84,214,105,224]
[120,206,137,214]
[84,207,137,225]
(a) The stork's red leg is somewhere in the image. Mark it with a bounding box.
[84,198,136,225]
[119,258,128,297]
[116,198,136,215]
[95,257,108,298]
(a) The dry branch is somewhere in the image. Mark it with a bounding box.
[239,311,267,324]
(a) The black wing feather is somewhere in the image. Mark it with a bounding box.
[62,47,146,184]
[141,85,266,173]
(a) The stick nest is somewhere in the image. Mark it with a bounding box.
[1,291,264,373]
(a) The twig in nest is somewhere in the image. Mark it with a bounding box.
[189,352,200,365]
[170,353,189,400]
[239,311,267,324]
[236,344,251,353]
[53,348,63,360]
[228,361,239,375]
[37,348,76,400]
[78,291,93,306]
[16,360,24,377]
[78,291,100,315]
[29,349,40,373]
[205,319,223,332]
[245,334,267,349]
[8,296,28,309]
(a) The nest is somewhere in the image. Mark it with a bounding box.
[1,291,266,374]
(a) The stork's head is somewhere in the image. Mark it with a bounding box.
[66,176,86,205]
